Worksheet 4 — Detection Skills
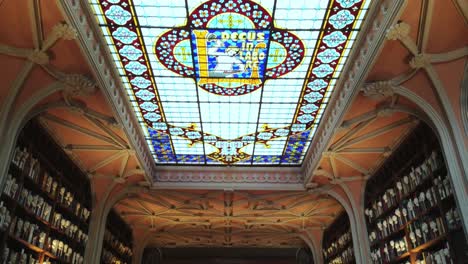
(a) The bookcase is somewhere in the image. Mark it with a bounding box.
[323,212,354,264]
[101,209,133,263]
[365,123,467,264]
[0,120,91,264]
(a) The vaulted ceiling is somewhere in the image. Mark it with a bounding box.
[116,190,340,248]
[0,0,465,251]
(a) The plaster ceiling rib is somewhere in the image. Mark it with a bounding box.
[42,113,122,147]
[330,116,376,151]
[64,145,123,151]
[339,147,389,153]
[337,117,413,151]
[333,154,368,175]
[28,0,43,49]
[84,114,129,148]
[119,151,130,177]
[89,150,127,173]
[329,155,338,179]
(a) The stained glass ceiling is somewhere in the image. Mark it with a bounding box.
[89,0,371,166]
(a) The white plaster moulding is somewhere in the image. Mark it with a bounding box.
[57,0,157,184]
[302,0,408,184]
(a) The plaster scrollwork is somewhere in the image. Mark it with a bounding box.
[409,53,432,69]
[385,22,410,40]
[361,81,396,100]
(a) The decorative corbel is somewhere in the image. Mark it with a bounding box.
[361,81,396,100]
[385,22,410,41]
[42,23,77,50]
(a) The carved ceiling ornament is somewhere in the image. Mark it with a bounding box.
[409,53,432,69]
[361,81,396,100]
[27,50,49,65]
[52,23,78,41]
[60,73,97,97]
[385,22,410,41]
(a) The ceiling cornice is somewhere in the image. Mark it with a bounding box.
[57,0,157,184]
[302,0,408,184]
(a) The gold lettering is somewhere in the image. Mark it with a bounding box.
[238,32,247,40]
[247,31,256,41]
[221,32,230,40]
[244,51,251,61]
[257,32,265,41]
[245,60,252,69]
[231,32,238,40]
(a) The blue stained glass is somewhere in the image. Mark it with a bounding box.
[301,104,319,114]
[135,90,155,101]
[119,45,142,60]
[91,0,372,166]
[105,5,131,25]
[322,31,348,47]
[336,0,361,8]
[317,49,340,63]
[312,64,334,78]
[257,132,273,140]
[329,10,355,29]
[112,27,137,44]
[149,128,176,163]
[125,61,147,75]
[140,102,158,112]
[131,77,151,89]
[304,92,323,103]
[307,79,329,91]
[152,122,167,130]
[297,114,314,124]
[191,29,270,79]
[144,112,161,122]
[281,130,311,164]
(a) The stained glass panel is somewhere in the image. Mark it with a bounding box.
[89,0,372,166]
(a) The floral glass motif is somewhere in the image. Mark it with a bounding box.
[89,0,371,165]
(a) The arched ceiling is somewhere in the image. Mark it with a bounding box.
[0,0,466,251]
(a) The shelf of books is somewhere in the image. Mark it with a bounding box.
[365,123,468,264]
[101,209,133,264]
[0,120,91,264]
[323,212,354,264]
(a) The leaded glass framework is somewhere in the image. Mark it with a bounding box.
[89,0,371,166]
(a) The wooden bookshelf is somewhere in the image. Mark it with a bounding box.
[0,120,91,264]
[323,212,355,264]
[365,123,468,264]
[101,209,133,264]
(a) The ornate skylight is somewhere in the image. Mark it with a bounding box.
[89,0,371,166]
